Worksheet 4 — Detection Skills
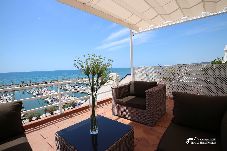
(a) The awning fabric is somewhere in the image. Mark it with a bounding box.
[59,0,227,33]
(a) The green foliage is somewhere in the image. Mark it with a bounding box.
[63,102,74,109]
[74,54,112,133]
[24,111,41,122]
[74,54,113,94]
[211,57,226,64]
[45,106,58,115]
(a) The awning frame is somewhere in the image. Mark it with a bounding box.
[59,0,227,33]
[58,0,227,82]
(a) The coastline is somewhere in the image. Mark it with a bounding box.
[0,68,130,85]
[0,68,130,112]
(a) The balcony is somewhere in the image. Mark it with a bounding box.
[1,64,226,151]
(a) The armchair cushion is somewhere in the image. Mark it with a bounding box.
[130,81,157,97]
[117,96,146,110]
[116,96,135,104]
[0,101,24,142]
[172,92,227,133]
[221,110,227,151]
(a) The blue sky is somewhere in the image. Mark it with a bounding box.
[1,0,227,73]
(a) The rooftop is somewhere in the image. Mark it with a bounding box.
[25,98,173,151]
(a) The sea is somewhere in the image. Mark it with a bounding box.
[0,68,130,111]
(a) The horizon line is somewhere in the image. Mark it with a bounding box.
[0,67,131,74]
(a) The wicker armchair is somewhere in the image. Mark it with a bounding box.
[112,81,166,126]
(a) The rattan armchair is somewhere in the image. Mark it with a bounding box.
[112,81,166,126]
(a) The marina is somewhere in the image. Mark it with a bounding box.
[0,78,91,107]
[0,69,130,123]
[0,78,102,124]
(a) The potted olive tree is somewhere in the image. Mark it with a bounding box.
[74,54,113,135]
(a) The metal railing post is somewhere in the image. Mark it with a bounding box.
[3,93,6,102]
[130,30,135,82]
[58,84,63,114]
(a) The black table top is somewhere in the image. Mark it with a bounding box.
[56,115,133,151]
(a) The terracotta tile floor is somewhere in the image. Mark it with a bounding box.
[26,99,174,151]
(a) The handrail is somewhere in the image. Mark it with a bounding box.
[21,88,112,114]
[1,83,113,103]
[21,95,90,114]
[23,98,112,130]
[0,78,114,123]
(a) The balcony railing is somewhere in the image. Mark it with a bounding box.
[135,64,227,96]
[0,78,113,124]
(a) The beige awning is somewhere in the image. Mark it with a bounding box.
[59,0,227,33]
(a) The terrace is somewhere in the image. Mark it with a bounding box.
[1,0,227,151]
[24,98,174,151]
[1,63,226,151]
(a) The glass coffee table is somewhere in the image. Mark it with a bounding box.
[55,115,134,151]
